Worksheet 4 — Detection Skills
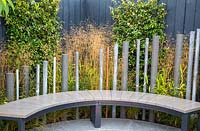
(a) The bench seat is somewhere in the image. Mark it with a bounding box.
[0,90,200,131]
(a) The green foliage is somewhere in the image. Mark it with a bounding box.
[0,0,14,17]
[111,0,166,64]
[111,0,167,88]
[5,0,61,69]
[111,0,166,43]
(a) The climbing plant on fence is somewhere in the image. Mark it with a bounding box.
[5,0,61,69]
[111,0,166,73]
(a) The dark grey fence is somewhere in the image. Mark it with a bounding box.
[1,0,200,43]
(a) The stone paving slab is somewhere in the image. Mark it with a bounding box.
[31,118,180,131]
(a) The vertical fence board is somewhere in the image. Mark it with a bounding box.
[166,0,176,36]
[194,0,200,29]
[63,0,70,30]
[184,0,196,33]
[0,18,3,44]
[80,0,87,22]
[99,0,106,25]
[174,0,186,34]
[0,0,200,40]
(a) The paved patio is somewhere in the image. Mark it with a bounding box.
[32,118,181,131]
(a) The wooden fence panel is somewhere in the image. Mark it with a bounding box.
[194,0,200,30]
[1,0,200,43]
[165,0,176,37]
[184,0,196,34]
[174,0,186,34]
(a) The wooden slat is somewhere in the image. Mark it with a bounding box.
[105,0,112,24]
[184,0,196,33]
[99,0,106,25]
[194,0,200,29]
[174,0,186,34]
[63,0,70,30]
[0,90,200,119]
[166,0,177,37]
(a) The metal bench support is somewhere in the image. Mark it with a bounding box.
[198,113,200,131]
[181,114,189,131]
[90,103,101,128]
[18,119,25,131]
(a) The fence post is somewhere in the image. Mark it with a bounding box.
[62,54,68,92]
[112,44,118,118]
[53,57,56,94]
[142,38,149,120]
[120,41,129,118]
[136,39,140,92]
[192,29,200,101]
[6,73,14,101]
[76,52,79,119]
[174,34,184,93]
[186,31,195,100]
[149,36,160,122]
[36,64,40,96]
[16,69,19,100]
[22,66,30,97]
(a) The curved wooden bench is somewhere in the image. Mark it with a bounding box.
[0,90,200,131]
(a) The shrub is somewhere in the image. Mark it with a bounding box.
[5,0,61,69]
[111,0,167,75]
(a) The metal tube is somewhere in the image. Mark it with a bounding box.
[192,29,200,101]
[142,38,149,120]
[112,43,119,118]
[53,57,56,94]
[36,64,40,96]
[6,73,14,101]
[99,49,103,90]
[120,41,129,118]
[43,61,48,95]
[186,31,195,100]
[136,39,140,92]
[174,34,184,92]
[22,66,30,97]
[62,54,68,92]
[149,36,160,122]
[16,69,19,100]
[76,52,79,120]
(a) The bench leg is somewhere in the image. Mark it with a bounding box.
[90,104,101,128]
[198,113,200,131]
[181,114,189,131]
[18,119,25,131]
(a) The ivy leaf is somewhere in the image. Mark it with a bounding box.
[7,0,15,10]
[4,4,9,16]
[2,0,7,7]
